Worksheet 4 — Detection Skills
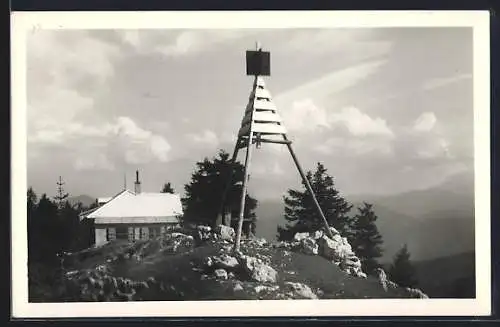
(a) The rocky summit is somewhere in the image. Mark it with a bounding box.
[52,225,428,302]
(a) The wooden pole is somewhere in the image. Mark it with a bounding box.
[234,75,258,252]
[216,140,240,226]
[283,135,336,239]
[234,131,254,252]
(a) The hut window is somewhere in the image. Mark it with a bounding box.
[149,226,161,238]
[107,228,116,241]
[115,226,128,240]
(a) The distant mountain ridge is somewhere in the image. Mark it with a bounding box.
[382,251,475,298]
[67,195,96,208]
[255,173,475,262]
[413,251,475,298]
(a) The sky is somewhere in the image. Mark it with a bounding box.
[26,27,474,200]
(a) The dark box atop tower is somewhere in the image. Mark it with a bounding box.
[246,50,270,76]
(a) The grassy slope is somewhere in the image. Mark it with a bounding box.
[62,237,410,301]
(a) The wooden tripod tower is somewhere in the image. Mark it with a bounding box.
[219,43,336,252]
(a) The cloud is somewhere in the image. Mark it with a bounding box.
[282,99,393,137]
[117,29,256,57]
[313,136,393,157]
[406,112,453,160]
[252,161,286,177]
[29,116,172,169]
[186,129,219,147]
[28,30,119,92]
[283,99,330,132]
[27,29,122,143]
[284,29,391,55]
[275,59,386,107]
[413,112,437,132]
[393,119,453,163]
[423,73,472,91]
[74,154,114,171]
[329,106,394,137]
[112,117,172,164]
[415,137,451,159]
[28,129,65,145]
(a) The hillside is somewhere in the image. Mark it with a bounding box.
[254,175,474,262]
[414,252,475,298]
[382,251,475,298]
[353,203,474,261]
[254,198,474,262]
[68,195,96,208]
[30,227,428,302]
[255,200,285,241]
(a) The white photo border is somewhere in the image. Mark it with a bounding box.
[10,10,491,318]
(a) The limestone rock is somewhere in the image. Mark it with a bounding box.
[274,241,292,249]
[212,254,239,271]
[376,268,397,292]
[356,271,368,279]
[310,230,324,240]
[247,238,267,247]
[405,287,429,299]
[284,281,318,299]
[203,256,214,268]
[300,237,319,255]
[216,225,235,241]
[328,226,340,236]
[340,255,362,271]
[254,284,279,294]
[196,225,212,242]
[240,255,278,283]
[293,232,310,242]
[318,235,353,262]
[197,225,211,232]
[254,285,268,293]
[233,282,244,292]
[214,268,228,280]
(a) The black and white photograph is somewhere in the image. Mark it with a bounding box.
[11,11,491,317]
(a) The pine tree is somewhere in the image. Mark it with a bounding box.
[388,244,419,288]
[27,187,39,264]
[350,202,384,274]
[32,193,60,264]
[27,187,38,217]
[54,176,69,209]
[161,182,175,194]
[277,162,353,241]
[182,149,258,234]
[58,201,81,251]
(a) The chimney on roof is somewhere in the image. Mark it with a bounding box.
[134,170,141,194]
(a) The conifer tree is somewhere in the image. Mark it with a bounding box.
[54,176,69,209]
[277,162,353,241]
[27,187,38,217]
[161,182,175,194]
[32,193,60,263]
[388,244,419,288]
[350,202,384,274]
[182,149,258,234]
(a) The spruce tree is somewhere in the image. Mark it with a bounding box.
[388,244,419,288]
[27,187,38,217]
[277,162,352,241]
[161,182,175,194]
[32,193,60,264]
[182,149,258,234]
[54,176,69,209]
[350,202,384,274]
